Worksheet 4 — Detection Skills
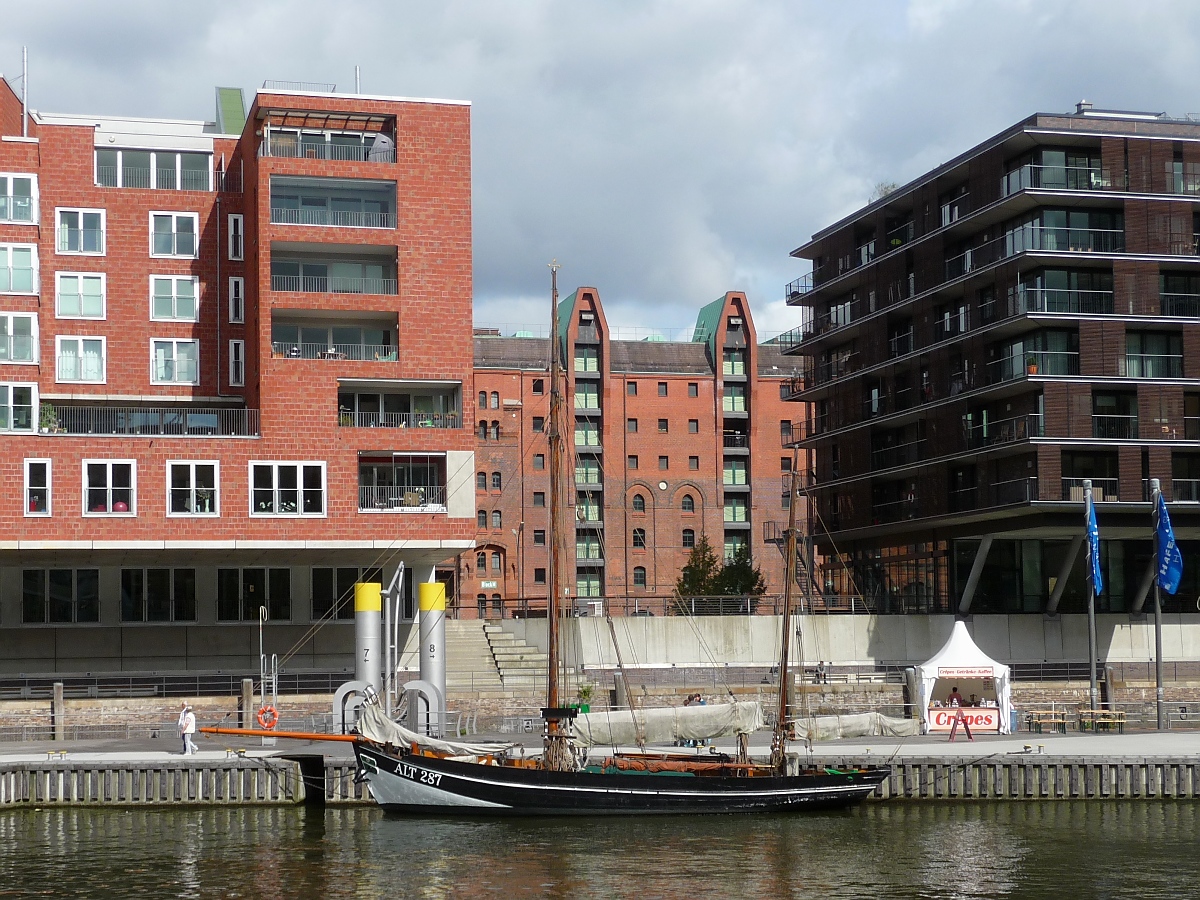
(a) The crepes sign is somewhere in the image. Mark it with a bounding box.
[938,667,992,679]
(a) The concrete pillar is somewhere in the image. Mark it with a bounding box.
[1046,533,1084,615]
[355,582,382,693]
[52,682,64,741]
[419,582,447,710]
[958,535,993,615]
[241,678,254,730]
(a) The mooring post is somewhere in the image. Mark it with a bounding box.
[241,678,254,730]
[52,682,64,741]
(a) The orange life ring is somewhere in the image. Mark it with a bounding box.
[256,705,279,730]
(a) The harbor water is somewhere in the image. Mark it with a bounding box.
[1,802,1198,898]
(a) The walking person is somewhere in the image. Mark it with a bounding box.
[178,701,198,755]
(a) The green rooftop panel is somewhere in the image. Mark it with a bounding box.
[215,87,247,135]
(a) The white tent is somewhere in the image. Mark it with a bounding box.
[916,621,1013,734]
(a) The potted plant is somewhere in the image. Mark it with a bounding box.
[574,682,595,714]
[1025,355,1038,375]
[338,406,354,427]
[38,402,60,434]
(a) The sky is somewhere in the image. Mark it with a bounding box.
[6,1,1200,338]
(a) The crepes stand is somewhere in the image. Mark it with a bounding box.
[917,620,1013,734]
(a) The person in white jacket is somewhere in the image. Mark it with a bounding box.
[178,701,198,755]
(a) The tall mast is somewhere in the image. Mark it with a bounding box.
[771,452,801,773]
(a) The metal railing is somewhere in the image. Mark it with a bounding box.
[988,476,1039,506]
[870,438,924,470]
[784,273,814,300]
[885,220,914,249]
[1020,287,1115,314]
[888,329,914,358]
[988,350,1080,383]
[46,405,260,437]
[969,412,1044,448]
[0,333,36,362]
[946,227,1125,281]
[1174,479,1200,502]
[259,138,396,164]
[270,274,398,295]
[358,485,447,511]
[1161,293,1200,317]
[152,232,196,257]
[1187,417,1200,440]
[272,341,397,361]
[1092,414,1138,439]
[270,207,397,229]
[0,194,36,223]
[1062,477,1119,501]
[723,433,749,448]
[871,495,918,524]
[58,227,105,254]
[1002,163,1113,196]
[339,411,460,429]
[1120,354,1184,378]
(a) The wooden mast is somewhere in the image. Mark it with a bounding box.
[770,452,801,773]
[544,260,572,770]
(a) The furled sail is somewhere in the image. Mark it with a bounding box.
[358,703,515,757]
[570,701,764,748]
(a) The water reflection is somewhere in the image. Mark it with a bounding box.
[0,803,1198,898]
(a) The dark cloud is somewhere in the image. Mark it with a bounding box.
[5,1,1200,336]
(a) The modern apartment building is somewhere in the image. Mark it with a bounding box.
[0,78,474,675]
[782,103,1200,617]
[471,289,797,617]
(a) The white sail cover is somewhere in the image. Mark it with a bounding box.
[790,712,919,741]
[358,704,515,757]
[570,701,764,748]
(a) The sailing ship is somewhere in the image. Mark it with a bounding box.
[347,263,889,815]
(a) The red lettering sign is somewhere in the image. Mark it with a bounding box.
[927,707,1000,731]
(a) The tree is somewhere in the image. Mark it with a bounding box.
[870,181,899,202]
[673,535,766,615]
[674,532,721,602]
[718,542,766,599]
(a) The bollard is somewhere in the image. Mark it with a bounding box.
[52,682,64,741]
[241,678,254,731]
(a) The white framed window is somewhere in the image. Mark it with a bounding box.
[0,173,37,224]
[167,461,219,516]
[150,211,198,258]
[0,313,37,363]
[229,339,245,387]
[150,275,198,321]
[83,459,136,516]
[25,458,50,516]
[151,339,199,384]
[56,336,105,383]
[95,149,211,191]
[56,208,106,255]
[0,243,37,293]
[228,276,244,323]
[250,461,326,517]
[55,272,106,319]
[0,383,36,431]
[228,214,244,260]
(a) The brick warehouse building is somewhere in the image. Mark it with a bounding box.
[782,103,1200,617]
[470,289,799,618]
[0,78,475,674]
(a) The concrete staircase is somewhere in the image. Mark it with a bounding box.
[483,623,551,694]
[444,620,507,697]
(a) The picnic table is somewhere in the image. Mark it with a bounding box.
[1026,709,1068,734]
[1077,709,1126,734]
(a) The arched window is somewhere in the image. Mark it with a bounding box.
[632,528,647,549]
[490,391,500,409]
[477,510,487,529]
[633,566,647,588]
[682,528,695,549]
[478,421,488,440]
[478,391,487,409]
[489,422,500,440]
[632,493,645,513]
[476,551,487,570]
[491,552,502,572]
[476,472,487,491]
[681,493,695,513]
[492,471,502,490]
[491,510,502,528]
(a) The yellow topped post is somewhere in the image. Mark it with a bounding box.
[418,582,447,729]
[354,582,382,690]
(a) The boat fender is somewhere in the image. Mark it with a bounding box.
[256,705,279,730]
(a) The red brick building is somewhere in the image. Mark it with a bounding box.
[470,289,799,617]
[0,79,474,674]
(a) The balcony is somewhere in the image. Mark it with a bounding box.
[870,438,924,471]
[270,274,397,295]
[885,220,914,250]
[1120,354,1184,378]
[988,350,1080,384]
[785,274,815,302]
[260,127,396,163]
[0,194,36,224]
[57,354,105,383]
[1002,164,1112,196]
[1187,417,1200,440]
[0,332,36,363]
[339,411,460,429]
[272,341,397,361]
[44,405,259,437]
[1062,477,1119,502]
[358,485,446,512]
[270,176,396,229]
[887,329,914,358]
[988,476,1039,506]
[1161,293,1200,317]
[1175,479,1200,502]
[723,432,749,449]
[871,495,918,524]
[1092,414,1138,439]
[1021,287,1114,315]
[968,413,1044,449]
[271,207,396,229]
[946,227,1125,281]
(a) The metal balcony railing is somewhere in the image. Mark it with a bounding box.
[272,341,397,361]
[1002,164,1113,196]
[1062,477,1119,501]
[988,476,1039,506]
[270,207,397,229]
[1092,414,1138,439]
[46,406,260,437]
[885,220,914,250]
[1120,354,1184,378]
[339,411,460,429]
[785,273,814,301]
[1161,293,1200,317]
[871,495,918,524]
[1020,287,1115,314]
[870,438,924,470]
[988,350,1079,384]
[1187,417,1200,440]
[968,412,1044,448]
[888,329,914,358]
[947,227,1126,281]
[358,485,446,511]
[270,274,398,295]
[1174,479,1200,502]
[259,137,396,164]
[0,195,36,223]
[723,433,749,448]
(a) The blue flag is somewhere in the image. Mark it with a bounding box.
[1086,496,1103,595]
[1156,491,1183,595]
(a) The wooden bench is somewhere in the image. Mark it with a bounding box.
[1078,709,1126,734]
[1026,710,1068,734]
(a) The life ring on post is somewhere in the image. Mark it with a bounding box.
[256,705,279,730]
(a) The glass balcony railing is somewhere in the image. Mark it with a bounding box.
[968,413,1044,449]
[1092,414,1138,439]
[57,355,105,382]
[988,350,1080,383]
[947,227,1125,281]
[1019,287,1114,315]
[58,227,105,254]
[1120,354,1184,378]
[358,485,446,511]
[270,207,397,229]
[0,333,36,362]
[270,274,398,295]
[272,341,397,361]
[0,195,36,223]
[46,406,259,437]
[260,132,396,163]
[1002,164,1112,196]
